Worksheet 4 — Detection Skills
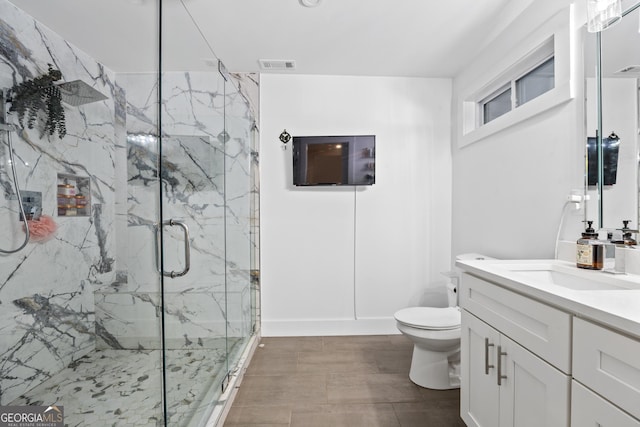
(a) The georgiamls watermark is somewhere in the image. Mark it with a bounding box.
[0,405,63,427]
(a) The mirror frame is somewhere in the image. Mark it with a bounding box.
[595,29,603,228]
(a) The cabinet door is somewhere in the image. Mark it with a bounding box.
[573,318,640,419]
[498,334,570,427]
[461,310,500,427]
[571,381,640,427]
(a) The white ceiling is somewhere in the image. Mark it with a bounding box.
[8,0,534,77]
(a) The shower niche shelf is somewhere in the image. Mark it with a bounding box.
[57,173,90,217]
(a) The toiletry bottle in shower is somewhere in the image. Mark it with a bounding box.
[577,221,603,270]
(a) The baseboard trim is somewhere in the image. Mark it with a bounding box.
[262,317,400,337]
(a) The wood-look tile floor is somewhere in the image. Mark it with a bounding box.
[224,335,466,427]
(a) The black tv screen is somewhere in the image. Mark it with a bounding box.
[292,135,375,186]
[587,136,619,186]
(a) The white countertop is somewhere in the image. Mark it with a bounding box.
[456,258,640,339]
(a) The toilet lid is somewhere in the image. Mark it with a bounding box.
[394,307,461,330]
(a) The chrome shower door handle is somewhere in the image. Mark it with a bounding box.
[157,219,191,278]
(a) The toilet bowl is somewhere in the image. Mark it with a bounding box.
[395,254,494,389]
[394,297,461,389]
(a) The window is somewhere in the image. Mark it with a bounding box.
[516,57,554,106]
[481,55,555,125]
[460,10,573,148]
[483,87,512,124]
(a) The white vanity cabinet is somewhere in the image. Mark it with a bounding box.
[457,259,640,427]
[460,273,571,427]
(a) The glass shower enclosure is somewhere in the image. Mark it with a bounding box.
[0,1,258,425]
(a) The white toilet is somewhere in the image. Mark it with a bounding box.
[394,254,492,390]
[394,282,461,389]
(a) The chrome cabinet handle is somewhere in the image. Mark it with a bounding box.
[156,219,191,278]
[497,345,508,386]
[485,338,495,375]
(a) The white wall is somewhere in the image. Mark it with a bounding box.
[260,74,452,336]
[452,0,586,260]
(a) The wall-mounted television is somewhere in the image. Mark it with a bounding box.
[292,135,375,186]
[587,136,619,186]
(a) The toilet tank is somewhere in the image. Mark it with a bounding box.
[447,253,496,306]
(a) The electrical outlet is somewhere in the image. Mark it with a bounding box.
[568,190,590,203]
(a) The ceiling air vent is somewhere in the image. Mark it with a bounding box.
[258,59,296,71]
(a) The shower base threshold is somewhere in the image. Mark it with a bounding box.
[10,343,241,427]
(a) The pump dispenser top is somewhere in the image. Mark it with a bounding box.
[619,220,638,246]
[582,221,598,239]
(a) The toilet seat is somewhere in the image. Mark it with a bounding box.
[394,307,461,330]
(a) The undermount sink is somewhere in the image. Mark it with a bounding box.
[495,263,631,291]
[510,269,626,291]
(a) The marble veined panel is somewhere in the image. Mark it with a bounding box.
[0,291,95,402]
[119,223,161,293]
[9,344,243,427]
[108,69,255,352]
[160,220,227,292]
[96,290,231,350]
[225,223,252,277]
[118,74,159,138]
[230,73,260,128]
[95,291,161,350]
[0,0,117,404]
[163,291,228,344]
[160,72,226,137]
[225,283,252,339]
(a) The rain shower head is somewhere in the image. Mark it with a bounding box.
[57,80,108,106]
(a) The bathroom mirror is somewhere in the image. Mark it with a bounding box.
[585,1,640,231]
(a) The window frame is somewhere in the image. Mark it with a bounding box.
[478,41,555,126]
[459,6,575,149]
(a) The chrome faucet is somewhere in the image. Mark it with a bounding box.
[604,241,627,274]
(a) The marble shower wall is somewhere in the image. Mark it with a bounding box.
[95,71,256,350]
[232,72,261,334]
[0,0,119,404]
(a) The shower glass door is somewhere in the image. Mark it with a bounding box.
[159,2,255,425]
[158,130,228,427]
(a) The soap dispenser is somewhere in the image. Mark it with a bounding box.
[577,221,603,270]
